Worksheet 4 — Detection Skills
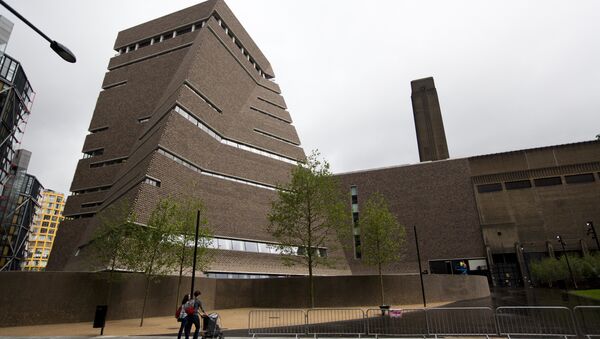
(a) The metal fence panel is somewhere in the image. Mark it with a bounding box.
[426,307,497,336]
[366,308,428,336]
[574,306,600,337]
[306,308,365,335]
[248,309,306,335]
[496,306,577,337]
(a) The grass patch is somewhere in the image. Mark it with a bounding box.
[569,289,600,300]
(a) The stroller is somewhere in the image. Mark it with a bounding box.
[202,313,224,339]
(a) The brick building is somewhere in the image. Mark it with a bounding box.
[49,0,600,287]
[48,0,346,276]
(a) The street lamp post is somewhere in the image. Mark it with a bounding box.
[520,246,532,288]
[190,210,200,296]
[414,226,427,308]
[0,0,76,62]
[586,221,600,251]
[556,235,577,290]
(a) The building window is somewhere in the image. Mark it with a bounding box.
[231,240,244,251]
[82,148,104,159]
[89,126,109,133]
[217,238,232,250]
[204,236,326,257]
[477,183,503,193]
[505,180,532,190]
[138,39,151,48]
[534,176,562,187]
[142,176,161,187]
[176,26,193,36]
[90,157,127,168]
[245,242,258,253]
[565,173,595,184]
[81,202,102,208]
[350,185,361,259]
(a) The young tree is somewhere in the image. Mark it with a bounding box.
[169,196,213,309]
[124,198,181,327]
[87,199,137,320]
[268,150,350,308]
[360,192,406,306]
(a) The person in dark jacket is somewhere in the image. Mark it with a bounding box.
[185,290,206,339]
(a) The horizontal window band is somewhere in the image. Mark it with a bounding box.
[257,96,287,110]
[89,157,127,168]
[81,201,103,208]
[212,13,271,80]
[70,185,112,195]
[471,161,600,185]
[115,19,207,53]
[109,43,193,71]
[89,126,109,133]
[157,147,277,191]
[183,81,222,113]
[205,24,280,95]
[254,128,300,146]
[174,105,299,165]
[250,106,291,124]
[64,212,96,219]
[102,80,127,90]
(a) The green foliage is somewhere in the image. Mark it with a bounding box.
[168,196,213,308]
[581,253,600,279]
[530,253,600,286]
[570,289,600,300]
[89,199,138,271]
[126,196,213,326]
[530,256,567,286]
[169,196,213,274]
[267,150,350,307]
[360,192,406,305]
[91,195,213,327]
[124,198,180,276]
[361,192,406,267]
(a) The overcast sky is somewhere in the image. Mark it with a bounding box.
[3,0,600,195]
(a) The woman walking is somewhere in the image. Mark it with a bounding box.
[177,294,191,339]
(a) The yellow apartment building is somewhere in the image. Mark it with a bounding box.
[21,189,65,271]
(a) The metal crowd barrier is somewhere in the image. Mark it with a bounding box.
[248,305,594,338]
[573,306,600,339]
[365,308,427,338]
[306,308,365,337]
[426,307,497,338]
[496,306,577,338]
[249,309,306,338]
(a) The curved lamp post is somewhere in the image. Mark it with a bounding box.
[556,235,577,290]
[0,0,76,63]
[585,221,600,251]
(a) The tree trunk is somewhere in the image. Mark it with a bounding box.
[140,247,158,327]
[306,179,315,308]
[308,256,314,308]
[175,241,186,308]
[376,239,384,305]
[102,254,117,331]
[378,262,384,306]
[140,273,151,327]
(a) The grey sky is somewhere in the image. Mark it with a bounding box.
[3,0,600,195]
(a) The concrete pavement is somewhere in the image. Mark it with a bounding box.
[0,304,445,337]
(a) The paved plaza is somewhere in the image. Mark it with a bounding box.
[0,304,444,337]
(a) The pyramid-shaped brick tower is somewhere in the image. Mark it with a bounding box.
[49,0,350,275]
